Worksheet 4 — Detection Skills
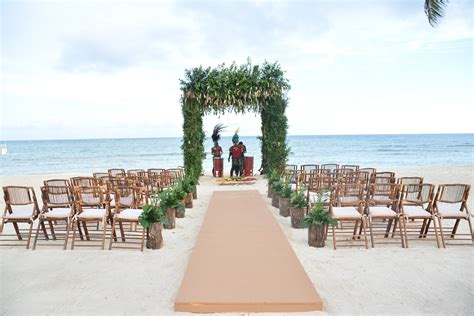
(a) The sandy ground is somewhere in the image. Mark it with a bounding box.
[0,165,473,315]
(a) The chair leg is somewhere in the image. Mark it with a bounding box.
[332,225,336,250]
[71,219,78,250]
[352,220,359,239]
[101,218,107,250]
[64,218,71,250]
[385,219,393,238]
[467,216,474,241]
[32,217,43,250]
[26,221,34,249]
[451,219,461,238]
[391,218,398,238]
[433,216,442,248]
[362,217,368,249]
[368,216,375,248]
[83,222,90,241]
[109,217,117,250]
[140,227,145,252]
[12,222,22,240]
[48,220,56,240]
[398,217,405,248]
[402,216,409,248]
[423,219,432,238]
[119,222,126,242]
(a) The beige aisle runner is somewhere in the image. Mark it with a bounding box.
[175,190,323,312]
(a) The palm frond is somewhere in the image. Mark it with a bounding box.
[425,0,448,27]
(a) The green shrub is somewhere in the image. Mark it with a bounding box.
[289,185,308,209]
[138,193,168,228]
[303,191,337,227]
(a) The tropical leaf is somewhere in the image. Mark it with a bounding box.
[425,0,448,27]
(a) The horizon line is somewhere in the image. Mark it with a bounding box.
[3,132,473,142]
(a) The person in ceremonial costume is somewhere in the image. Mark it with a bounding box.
[228,129,243,177]
[211,124,225,176]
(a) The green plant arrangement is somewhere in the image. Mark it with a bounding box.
[181,175,195,208]
[289,185,308,229]
[138,194,168,249]
[159,188,185,228]
[173,180,188,217]
[266,168,281,198]
[180,59,290,177]
[278,180,293,217]
[303,191,336,248]
[271,179,284,208]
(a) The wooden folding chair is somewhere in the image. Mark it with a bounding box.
[1,186,41,249]
[127,169,145,176]
[33,186,74,250]
[108,168,126,177]
[299,165,319,186]
[321,164,339,173]
[341,164,359,172]
[329,183,368,249]
[71,186,109,250]
[399,184,440,248]
[432,184,472,247]
[366,183,404,247]
[70,177,100,187]
[109,186,146,251]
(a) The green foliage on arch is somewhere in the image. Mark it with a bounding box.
[180,60,290,177]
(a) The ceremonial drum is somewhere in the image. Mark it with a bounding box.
[244,156,254,176]
[213,157,224,177]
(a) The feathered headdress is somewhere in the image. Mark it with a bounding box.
[211,124,226,144]
[232,128,240,144]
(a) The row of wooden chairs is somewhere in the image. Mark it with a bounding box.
[319,182,472,249]
[1,167,185,250]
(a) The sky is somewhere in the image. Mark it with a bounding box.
[1,0,473,140]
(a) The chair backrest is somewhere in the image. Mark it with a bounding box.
[400,183,434,207]
[300,164,318,172]
[146,179,163,196]
[92,172,109,179]
[341,164,359,171]
[359,168,376,177]
[167,168,184,178]
[41,186,74,209]
[108,169,126,177]
[397,177,423,185]
[371,173,396,184]
[321,164,339,172]
[70,177,99,187]
[368,183,400,207]
[148,168,165,178]
[334,183,365,207]
[3,186,40,218]
[74,186,105,209]
[285,164,298,172]
[106,178,130,192]
[435,184,471,210]
[127,169,144,176]
[114,186,143,209]
[43,179,71,187]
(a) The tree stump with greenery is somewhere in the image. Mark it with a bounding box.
[185,192,193,208]
[308,224,327,247]
[147,222,164,249]
[279,197,290,217]
[192,186,198,199]
[290,207,305,229]
[164,208,176,229]
[176,201,186,218]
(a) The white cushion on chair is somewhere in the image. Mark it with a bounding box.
[369,206,397,218]
[289,183,297,191]
[77,209,106,219]
[117,209,142,220]
[43,208,72,218]
[332,206,362,219]
[437,202,466,218]
[4,206,35,219]
[402,206,432,218]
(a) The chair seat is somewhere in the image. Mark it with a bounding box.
[369,206,398,218]
[437,202,466,218]
[332,206,362,219]
[117,209,142,220]
[308,191,330,202]
[402,206,432,218]
[43,208,72,218]
[110,196,133,207]
[77,209,106,219]
[4,206,35,219]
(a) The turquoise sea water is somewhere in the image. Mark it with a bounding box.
[1,134,472,175]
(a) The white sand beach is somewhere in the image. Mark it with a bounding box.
[0,165,473,315]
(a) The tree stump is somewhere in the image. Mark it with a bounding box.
[279,197,290,217]
[308,224,328,247]
[192,186,198,199]
[267,185,273,198]
[290,207,305,229]
[146,222,163,249]
[185,192,193,208]
[164,208,176,229]
[271,193,280,208]
[176,201,185,218]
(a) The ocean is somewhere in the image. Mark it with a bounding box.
[1,134,473,176]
